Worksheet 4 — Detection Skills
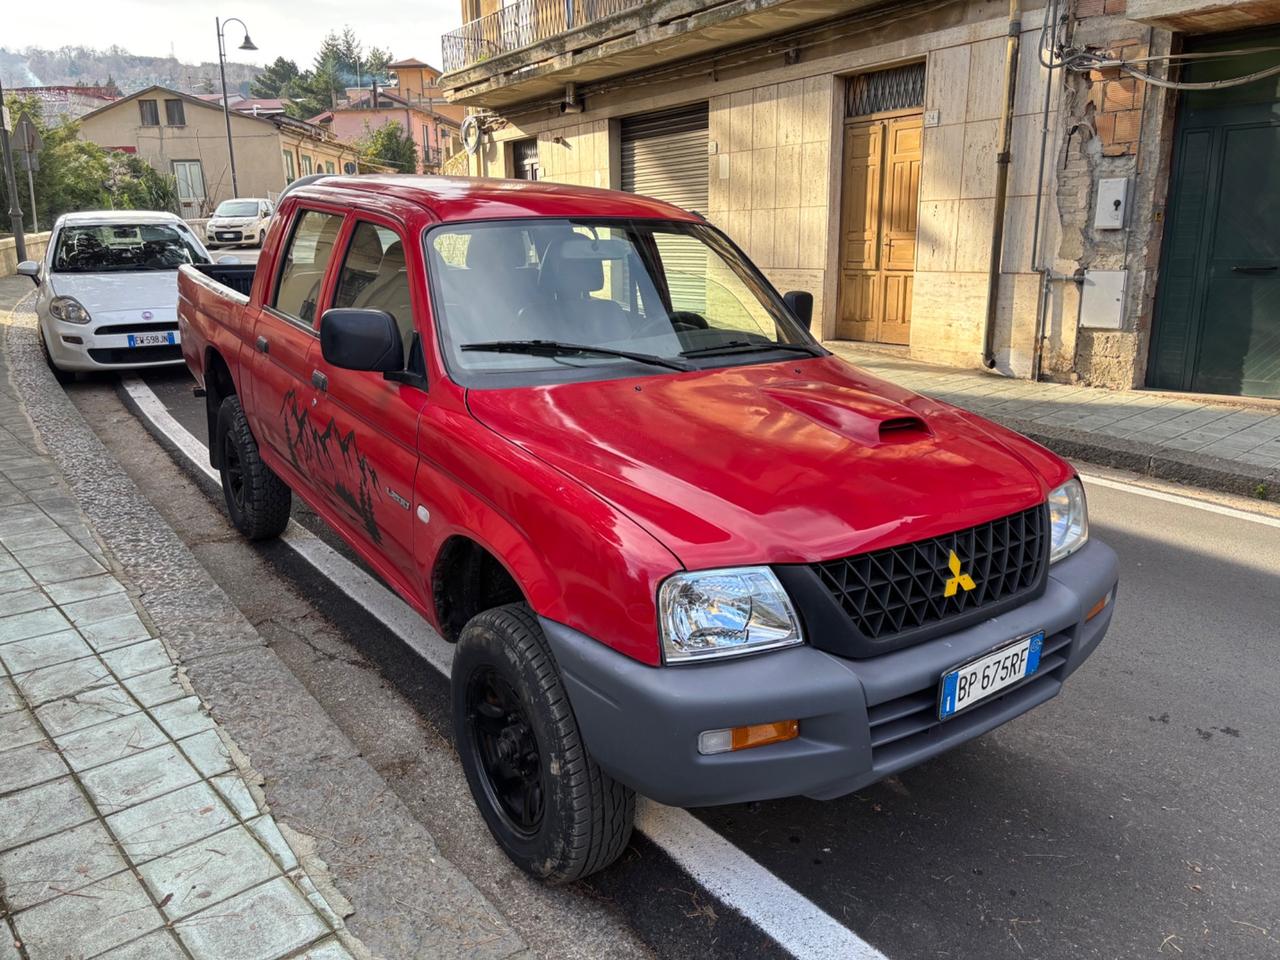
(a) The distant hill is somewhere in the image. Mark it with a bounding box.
[0,45,262,99]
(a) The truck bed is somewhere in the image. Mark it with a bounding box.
[190,261,256,298]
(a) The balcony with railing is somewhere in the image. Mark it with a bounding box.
[442,0,644,73]
[439,0,867,108]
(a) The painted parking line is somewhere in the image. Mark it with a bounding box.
[120,376,887,960]
[1079,472,1280,529]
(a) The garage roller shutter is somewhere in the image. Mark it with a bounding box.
[620,102,709,212]
[621,103,710,309]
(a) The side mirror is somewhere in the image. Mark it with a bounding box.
[320,308,404,373]
[17,260,41,285]
[783,290,814,332]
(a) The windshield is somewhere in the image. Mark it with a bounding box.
[214,200,261,218]
[425,218,819,384]
[52,223,210,273]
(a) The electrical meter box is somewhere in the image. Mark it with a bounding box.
[1094,178,1129,230]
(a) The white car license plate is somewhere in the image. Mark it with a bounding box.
[127,332,176,348]
[938,631,1044,720]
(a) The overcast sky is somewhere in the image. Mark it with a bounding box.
[6,0,461,70]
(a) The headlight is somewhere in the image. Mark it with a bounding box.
[1048,478,1088,563]
[50,297,91,324]
[658,566,803,663]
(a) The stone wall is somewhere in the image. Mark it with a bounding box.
[0,234,51,277]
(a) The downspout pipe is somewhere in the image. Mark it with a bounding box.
[982,0,1023,370]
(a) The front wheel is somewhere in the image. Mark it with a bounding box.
[39,326,75,385]
[215,396,291,540]
[453,603,635,883]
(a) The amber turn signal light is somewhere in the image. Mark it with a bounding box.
[1086,589,1113,622]
[698,720,799,756]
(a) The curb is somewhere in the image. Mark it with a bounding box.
[997,415,1280,503]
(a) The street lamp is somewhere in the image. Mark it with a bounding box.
[216,16,257,199]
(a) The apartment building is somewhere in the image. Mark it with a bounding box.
[440,0,1280,399]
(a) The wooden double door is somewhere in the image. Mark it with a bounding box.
[836,113,922,345]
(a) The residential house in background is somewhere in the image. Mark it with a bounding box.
[440,0,1280,401]
[10,85,117,120]
[310,87,462,173]
[77,85,365,216]
[195,93,290,117]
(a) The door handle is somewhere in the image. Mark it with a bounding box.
[1232,265,1278,274]
[311,370,328,392]
[255,335,269,354]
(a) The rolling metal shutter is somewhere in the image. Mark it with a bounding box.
[620,102,709,211]
[621,103,710,308]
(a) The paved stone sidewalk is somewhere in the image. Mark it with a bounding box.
[826,342,1280,498]
[0,361,358,958]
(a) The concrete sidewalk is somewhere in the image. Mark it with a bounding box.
[0,346,358,957]
[0,277,531,959]
[826,342,1280,501]
[0,275,366,958]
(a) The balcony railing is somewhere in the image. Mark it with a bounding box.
[442,0,645,73]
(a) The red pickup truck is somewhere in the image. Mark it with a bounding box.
[178,175,1119,882]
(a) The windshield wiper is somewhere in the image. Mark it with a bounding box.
[461,339,689,372]
[680,339,822,359]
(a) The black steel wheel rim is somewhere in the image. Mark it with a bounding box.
[466,666,544,837]
[223,433,246,511]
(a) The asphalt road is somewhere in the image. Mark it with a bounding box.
[65,361,1280,960]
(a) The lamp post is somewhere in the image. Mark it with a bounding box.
[215,16,257,199]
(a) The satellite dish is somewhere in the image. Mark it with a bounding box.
[461,115,482,156]
[343,161,358,174]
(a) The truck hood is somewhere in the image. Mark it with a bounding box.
[465,356,1066,569]
[49,271,180,314]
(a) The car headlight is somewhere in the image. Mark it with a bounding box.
[49,296,91,324]
[1048,478,1088,563]
[658,566,803,663]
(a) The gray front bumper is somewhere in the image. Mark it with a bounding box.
[542,539,1119,808]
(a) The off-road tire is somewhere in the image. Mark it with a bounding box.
[215,396,291,540]
[453,603,635,883]
[39,327,75,385]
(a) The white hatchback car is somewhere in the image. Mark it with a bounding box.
[18,210,213,382]
[204,198,273,248]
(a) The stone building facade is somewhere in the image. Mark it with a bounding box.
[442,0,1280,399]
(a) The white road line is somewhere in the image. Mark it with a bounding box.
[1079,472,1280,529]
[122,376,880,960]
[637,801,887,960]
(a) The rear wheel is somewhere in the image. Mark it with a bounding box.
[215,396,291,540]
[453,603,634,883]
[39,326,75,385]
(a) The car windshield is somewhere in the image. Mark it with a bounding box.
[52,223,210,273]
[214,200,260,217]
[425,218,819,384]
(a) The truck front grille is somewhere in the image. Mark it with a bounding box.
[866,631,1072,771]
[812,503,1048,644]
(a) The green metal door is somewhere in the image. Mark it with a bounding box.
[1150,33,1280,399]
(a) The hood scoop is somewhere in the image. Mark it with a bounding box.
[760,382,932,446]
[878,415,931,441]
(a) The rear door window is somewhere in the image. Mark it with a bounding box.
[333,221,416,366]
[273,210,344,324]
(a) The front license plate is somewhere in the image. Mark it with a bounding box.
[217,232,238,240]
[938,631,1044,720]
[127,332,176,348]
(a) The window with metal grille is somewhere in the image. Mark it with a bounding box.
[846,62,926,118]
